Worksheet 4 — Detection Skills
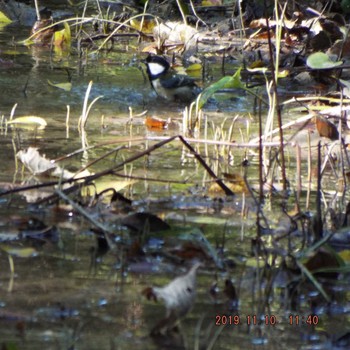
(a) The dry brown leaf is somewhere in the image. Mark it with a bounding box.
[144,116,168,130]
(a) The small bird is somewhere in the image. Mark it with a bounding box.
[142,262,201,335]
[144,55,201,103]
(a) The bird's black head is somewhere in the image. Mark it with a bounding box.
[145,55,170,80]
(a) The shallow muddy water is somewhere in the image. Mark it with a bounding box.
[0,17,349,350]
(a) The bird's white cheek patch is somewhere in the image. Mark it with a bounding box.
[148,62,166,76]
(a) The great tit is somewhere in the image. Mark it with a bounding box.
[144,55,201,103]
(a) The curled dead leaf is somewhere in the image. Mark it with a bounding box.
[315,116,339,140]
[145,116,168,130]
[17,147,56,175]
[143,262,201,334]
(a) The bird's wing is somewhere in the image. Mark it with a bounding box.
[161,74,197,88]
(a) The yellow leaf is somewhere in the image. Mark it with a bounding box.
[209,173,249,194]
[339,249,350,263]
[1,245,38,258]
[54,22,71,47]
[0,11,12,24]
[7,116,47,129]
[48,80,72,91]
[130,17,156,34]
[277,69,289,78]
[186,63,202,73]
[249,60,265,69]
[202,0,222,5]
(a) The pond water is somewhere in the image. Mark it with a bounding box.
[0,17,349,350]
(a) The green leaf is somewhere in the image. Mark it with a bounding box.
[0,11,12,24]
[197,67,243,109]
[306,52,343,69]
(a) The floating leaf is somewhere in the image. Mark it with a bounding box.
[48,80,72,91]
[306,52,343,69]
[1,245,38,258]
[7,116,47,129]
[0,11,12,24]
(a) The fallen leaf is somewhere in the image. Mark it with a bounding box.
[143,262,201,334]
[48,80,72,91]
[7,116,47,129]
[17,147,56,175]
[306,52,343,69]
[130,16,156,34]
[144,116,168,130]
[315,116,339,140]
[209,172,249,194]
[186,63,202,72]
[0,245,38,258]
